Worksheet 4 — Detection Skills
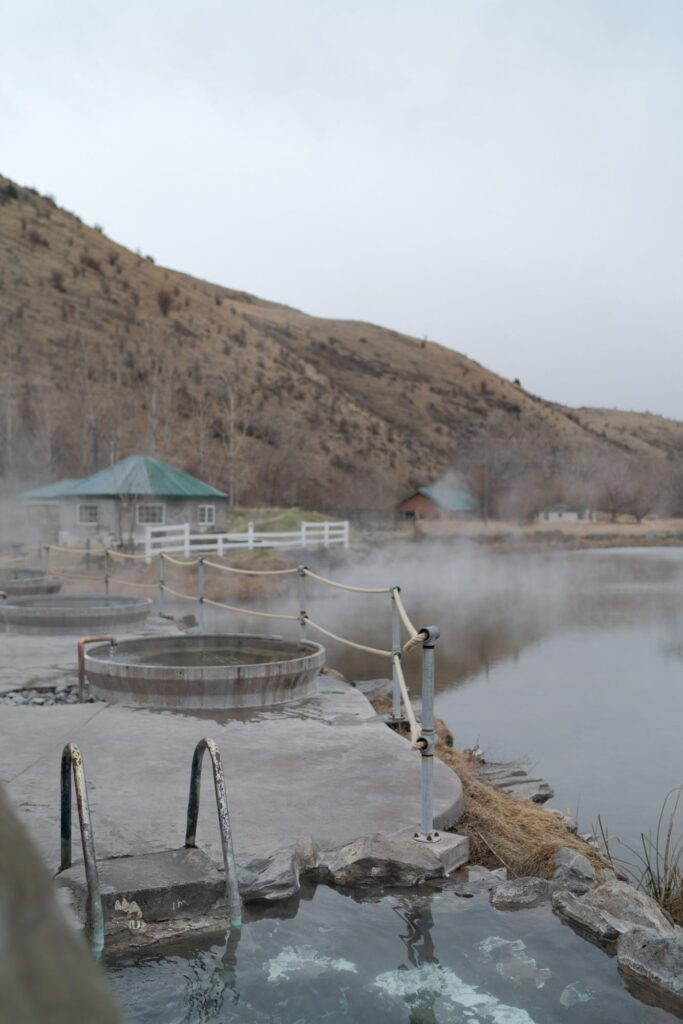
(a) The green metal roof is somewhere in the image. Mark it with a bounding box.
[416,486,478,512]
[26,457,227,500]
[24,478,82,500]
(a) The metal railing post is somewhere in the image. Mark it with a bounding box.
[104,549,110,597]
[60,743,104,959]
[77,636,116,702]
[198,558,205,633]
[185,738,241,929]
[390,589,401,719]
[159,554,165,613]
[414,625,441,844]
[297,565,307,642]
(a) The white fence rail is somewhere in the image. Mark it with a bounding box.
[145,520,350,559]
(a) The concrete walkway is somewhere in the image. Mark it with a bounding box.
[0,625,464,889]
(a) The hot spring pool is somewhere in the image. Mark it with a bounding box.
[106,883,677,1023]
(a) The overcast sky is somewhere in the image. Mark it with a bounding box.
[2,1,682,418]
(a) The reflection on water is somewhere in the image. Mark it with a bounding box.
[108,882,677,1023]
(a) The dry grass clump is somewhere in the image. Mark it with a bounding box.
[436,744,608,879]
[370,695,608,880]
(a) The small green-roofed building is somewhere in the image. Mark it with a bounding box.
[397,485,478,522]
[24,456,228,546]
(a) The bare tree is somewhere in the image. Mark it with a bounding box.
[456,412,559,523]
[216,376,250,509]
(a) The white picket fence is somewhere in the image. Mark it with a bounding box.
[144,520,350,558]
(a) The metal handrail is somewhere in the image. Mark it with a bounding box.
[185,738,242,929]
[59,743,104,959]
[77,635,116,702]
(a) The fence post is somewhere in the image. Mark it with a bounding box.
[323,521,330,547]
[390,590,401,720]
[300,521,306,549]
[159,554,165,614]
[414,625,441,844]
[247,521,254,550]
[297,565,307,642]
[218,535,224,557]
[144,526,152,563]
[104,550,110,597]
[198,558,205,633]
[42,544,50,573]
[184,523,191,557]
[343,521,350,549]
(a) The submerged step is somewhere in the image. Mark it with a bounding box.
[56,847,227,942]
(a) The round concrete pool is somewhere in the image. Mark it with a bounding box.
[84,634,326,709]
[0,568,63,596]
[0,594,152,631]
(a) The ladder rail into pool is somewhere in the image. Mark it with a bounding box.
[59,742,105,960]
[185,738,242,929]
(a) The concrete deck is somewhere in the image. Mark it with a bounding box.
[0,622,464,896]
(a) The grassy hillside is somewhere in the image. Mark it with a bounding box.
[1,174,681,510]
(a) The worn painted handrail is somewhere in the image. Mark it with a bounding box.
[185,738,242,929]
[59,743,105,959]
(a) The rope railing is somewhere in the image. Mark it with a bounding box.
[107,577,158,590]
[161,553,201,567]
[302,567,392,595]
[303,616,393,658]
[203,559,299,577]
[393,653,420,747]
[203,596,299,622]
[392,587,419,639]
[159,582,197,602]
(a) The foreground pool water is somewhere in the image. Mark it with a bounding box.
[107,882,677,1023]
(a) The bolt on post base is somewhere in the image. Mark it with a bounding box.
[413,829,441,844]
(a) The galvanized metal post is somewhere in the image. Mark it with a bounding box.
[159,554,165,614]
[198,557,205,633]
[297,565,307,642]
[103,550,109,597]
[414,625,441,844]
[390,590,401,719]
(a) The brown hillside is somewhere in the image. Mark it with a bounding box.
[0,174,680,509]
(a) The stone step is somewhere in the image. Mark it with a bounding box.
[473,758,554,804]
[56,847,228,943]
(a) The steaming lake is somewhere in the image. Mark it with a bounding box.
[322,544,683,851]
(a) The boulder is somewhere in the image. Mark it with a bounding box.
[553,881,676,954]
[239,840,318,902]
[320,833,465,888]
[551,847,597,894]
[450,864,507,897]
[490,877,551,910]
[617,927,683,1017]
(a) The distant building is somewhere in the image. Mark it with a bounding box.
[397,486,478,522]
[24,455,228,546]
[537,504,596,523]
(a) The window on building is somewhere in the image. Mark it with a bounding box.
[198,504,215,527]
[78,503,99,525]
[136,503,165,525]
